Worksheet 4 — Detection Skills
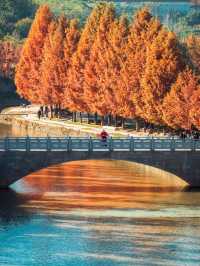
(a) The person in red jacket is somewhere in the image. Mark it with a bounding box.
[100,129,109,142]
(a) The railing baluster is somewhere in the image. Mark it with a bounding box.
[68,137,72,151]
[109,137,113,151]
[26,136,30,151]
[4,137,9,151]
[130,137,134,152]
[171,137,175,151]
[151,138,154,151]
[47,137,51,151]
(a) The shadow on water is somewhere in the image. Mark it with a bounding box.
[0,188,33,225]
[183,186,200,192]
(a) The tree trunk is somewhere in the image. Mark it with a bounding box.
[87,113,90,124]
[101,116,104,126]
[108,114,112,126]
[114,115,118,127]
[95,112,98,125]
[58,104,61,119]
[135,119,140,132]
[80,112,83,123]
[72,112,76,122]
[121,117,125,129]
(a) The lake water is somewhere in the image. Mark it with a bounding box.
[0,125,200,265]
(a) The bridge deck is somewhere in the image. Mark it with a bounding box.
[0,137,199,152]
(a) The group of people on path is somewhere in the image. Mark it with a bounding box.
[180,131,200,140]
[37,106,61,120]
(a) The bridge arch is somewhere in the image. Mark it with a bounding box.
[0,151,199,188]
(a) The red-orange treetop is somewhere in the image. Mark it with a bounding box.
[15,5,53,103]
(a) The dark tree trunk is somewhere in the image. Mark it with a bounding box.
[95,112,98,125]
[101,116,104,126]
[121,117,125,129]
[87,113,90,124]
[80,112,83,123]
[108,114,112,126]
[58,104,61,118]
[114,115,118,127]
[73,112,77,122]
[135,119,140,132]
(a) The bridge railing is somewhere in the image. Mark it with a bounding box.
[0,137,200,152]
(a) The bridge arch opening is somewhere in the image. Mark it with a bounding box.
[11,159,189,212]
[15,159,188,192]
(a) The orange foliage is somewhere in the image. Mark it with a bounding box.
[84,4,116,116]
[122,8,162,120]
[162,68,199,130]
[190,87,200,129]
[14,4,200,130]
[142,29,185,124]
[66,3,107,112]
[186,35,200,71]
[15,5,53,103]
[0,41,21,79]
[107,16,130,118]
[40,16,67,105]
[63,19,80,109]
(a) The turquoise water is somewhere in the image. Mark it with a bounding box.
[0,160,200,266]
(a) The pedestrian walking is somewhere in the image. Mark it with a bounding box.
[37,109,41,120]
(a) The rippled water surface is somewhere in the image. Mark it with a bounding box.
[0,160,200,266]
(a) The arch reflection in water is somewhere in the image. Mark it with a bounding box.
[0,160,200,266]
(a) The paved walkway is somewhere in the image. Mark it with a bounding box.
[1,105,171,138]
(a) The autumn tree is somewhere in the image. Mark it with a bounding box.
[122,8,162,125]
[190,86,200,129]
[15,5,53,103]
[186,35,200,72]
[162,68,199,130]
[0,41,21,79]
[83,4,116,122]
[62,19,80,109]
[40,15,67,106]
[141,29,185,124]
[104,16,130,124]
[66,3,108,114]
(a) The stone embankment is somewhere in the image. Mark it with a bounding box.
[0,105,117,137]
[0,105,168,138]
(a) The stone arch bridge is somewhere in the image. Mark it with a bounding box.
[0,137,200,188]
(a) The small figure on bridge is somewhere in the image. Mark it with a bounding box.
[100,129,109,145]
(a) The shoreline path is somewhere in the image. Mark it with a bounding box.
[0,105,171,138]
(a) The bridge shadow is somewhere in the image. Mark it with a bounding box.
[0,188,35,225]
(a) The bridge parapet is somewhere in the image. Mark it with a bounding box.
[0,137,199,152]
